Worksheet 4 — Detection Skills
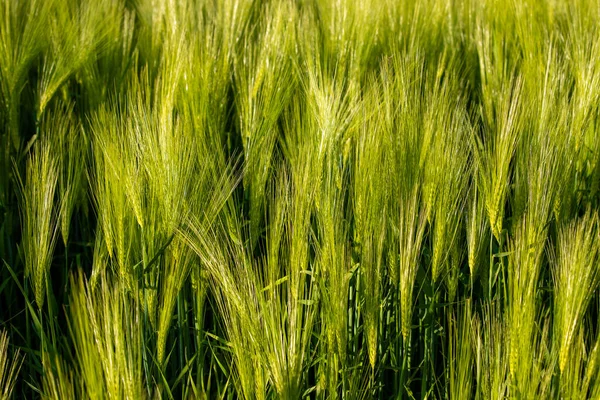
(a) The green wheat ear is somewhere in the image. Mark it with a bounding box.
[0,330,23,400]
[487,200,503,242]
[68,271,144,399]
[19,139,60,309]
[554,212,600,373]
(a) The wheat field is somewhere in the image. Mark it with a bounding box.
[1,0,600,398]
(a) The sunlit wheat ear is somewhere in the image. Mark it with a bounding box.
[478,76,523,241]
[181,197,261,399]
[584,319,600,398]
[564,2,600,154]
[19,139,60,309]
[37,0,123,117]
[396,189,428,342]
[68,272,144,400]
[185,218,267,400]
[514,43,573,239]
[382,55,431,342]
[90,104,139,286]
[301,49,362,398]
[466,183,488,281]
[354,87,387,370]
[426,78,470,284]
[40,102,85,246]
[0,0,52,151]
[473,2,525,241]
[256,170,317,399]
[507,218,554,398]
[557,324,600,399]
[0,330,23,400]
[41,350,75,400]
[233,1,296,246]
[553,212,600,373]
[156,239,195,367]
[472,303,509,400]
[447,300,474,400]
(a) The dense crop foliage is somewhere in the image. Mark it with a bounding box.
[1,0,600,398]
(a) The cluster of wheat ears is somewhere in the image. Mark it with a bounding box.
[1,0,600,398]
